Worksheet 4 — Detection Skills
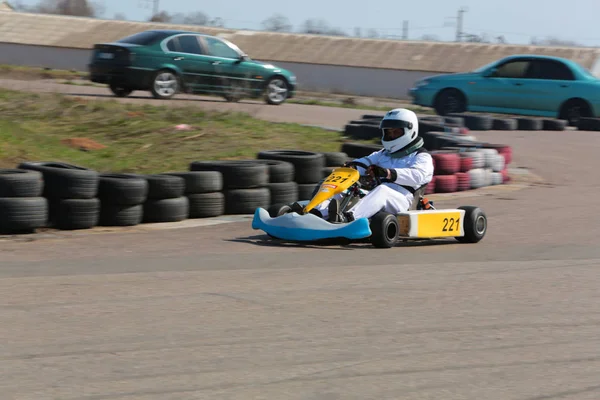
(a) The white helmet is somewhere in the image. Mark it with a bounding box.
[379,108,419,153]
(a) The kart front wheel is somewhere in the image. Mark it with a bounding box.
[267,203,292,218]
[369,211,399,248]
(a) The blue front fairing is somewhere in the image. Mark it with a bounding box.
[251,208,372,241]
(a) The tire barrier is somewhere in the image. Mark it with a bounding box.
[1,130,512,234]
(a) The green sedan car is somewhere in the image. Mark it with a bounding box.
[88,29,297,105]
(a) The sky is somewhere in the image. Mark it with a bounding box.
[14,0,600,47]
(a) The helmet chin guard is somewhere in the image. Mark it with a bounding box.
[379,108,420,154]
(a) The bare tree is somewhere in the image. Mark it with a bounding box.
[17,0,104,17]
[113,12,126,20]
[170,11,210,26]
[148,10,170,22]
[300,18,347,36]
[262,13,292,32]
[530,36,581,47]
[420,34,439,41]
[366,28,379,38]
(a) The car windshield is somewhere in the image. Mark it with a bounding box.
[218,36,247,58]
[117,31,170,45]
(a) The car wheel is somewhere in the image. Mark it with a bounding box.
[434,89,466,116]
[150,70,180,100]
[369,211,399,248]
[264,76,289,105]
[109,83,133,98]
[559,99,592,127]
[223,79,247,103]
[456,206,487,243]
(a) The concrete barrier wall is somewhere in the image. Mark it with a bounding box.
[0,42,432,99]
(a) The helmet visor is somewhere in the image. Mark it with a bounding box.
[380,119,413,141]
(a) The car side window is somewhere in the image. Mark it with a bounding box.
[204,37,240,59]
[166,38,180,52]
[494,61,530,78]
[176,35,204,55]
[529,60,575,80]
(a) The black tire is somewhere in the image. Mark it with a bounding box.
[517,117,543,131]
[97,173,148,205]
[559,98,592,127]
[340,142,383,159]
[99,203,143,227]
[434,89,466,116]
[449,113,493,131]
[346,125,381,140]
[109,83,133,98]
[18,161,98,200]
[144,174,185,200]
[49,198,100,230]
[268,181,298,205]
[492,118,518,130]
[369,211,400,248]
[349,119,381,126]
[143,196,189,223]
[321,152,348,167]
[361,114,384,120]
[150,69,180,100]
[267,203,293,217]
[577,117,600,131]
[543,119,567,131]
[0,169,44,198]
[456,206,487,243]
[298,182,321,201]
[187,192,225,218]
[224,187,271,215]
[253,160,295,183]
[444,116,465,126]
[0,197,48,234]
[257,150,325,184]
[161,171,223,194]
[190,160,269,190]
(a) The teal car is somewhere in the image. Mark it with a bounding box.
[409,54,600,125]
[88,29,297,105]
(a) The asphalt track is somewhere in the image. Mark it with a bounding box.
[2,79,600,399]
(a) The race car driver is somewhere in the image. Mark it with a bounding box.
[308,107,435,223]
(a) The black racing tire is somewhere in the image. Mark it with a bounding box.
[97,173,149,205]
[492,118,518,130]
[0,197,48,234]
[298,182,322,201]
[456,205,487,243]
[268,181,299,205]
[449,113,493,131]
[49,198,100,230]
[0,169,44,198]
[187,192,225,218]
[18,161,98,200]
[224,187,271,215]
[576,117,600,131]
[369,211,400,248]
[190,160,269,189]
[340,142,383,159]
[347,125,381,140]
[542,119,567,131]
[143,196,189,223]
[257,150,325,184]
[99,203,144,227]
[144,174,186,200]
[516,117,543,131]
[321,152,349,167]
[433,88,467,116]
[253,160,295,183]
[161,171,223,194]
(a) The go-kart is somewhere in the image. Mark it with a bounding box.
[251,161,487,248]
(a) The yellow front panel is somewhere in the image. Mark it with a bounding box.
[416,212,462,237]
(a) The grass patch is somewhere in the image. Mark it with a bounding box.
[0,64,87,80]
[0,88,375,174]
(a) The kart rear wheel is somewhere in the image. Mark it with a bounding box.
[369,211,399,248]
[267,203,292,218]
[456,206,487,243]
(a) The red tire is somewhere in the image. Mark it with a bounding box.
[432,152,460,175]
[459,155,473,172]
[425,176,436,195]
[435,174,458,193]
[501,168,511,183]
[455,172,471,191]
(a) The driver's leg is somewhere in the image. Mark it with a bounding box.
[347,185,410,220]
[313,193,343,219]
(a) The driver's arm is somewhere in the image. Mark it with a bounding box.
[348,150,384,174]
[387,152,434,188]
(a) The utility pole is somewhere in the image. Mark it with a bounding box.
[456,6,467,42]
[152,0,159,17]
[402,20,408,40]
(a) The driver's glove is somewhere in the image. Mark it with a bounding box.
[367,165,390,179]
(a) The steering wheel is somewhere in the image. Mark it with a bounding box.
[344,160,382,187]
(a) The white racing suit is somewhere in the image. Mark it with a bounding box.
[315,147,434,220]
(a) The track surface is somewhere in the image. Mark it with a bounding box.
[2,79,600,399]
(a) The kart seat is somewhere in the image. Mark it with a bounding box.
[409,183,429,211]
